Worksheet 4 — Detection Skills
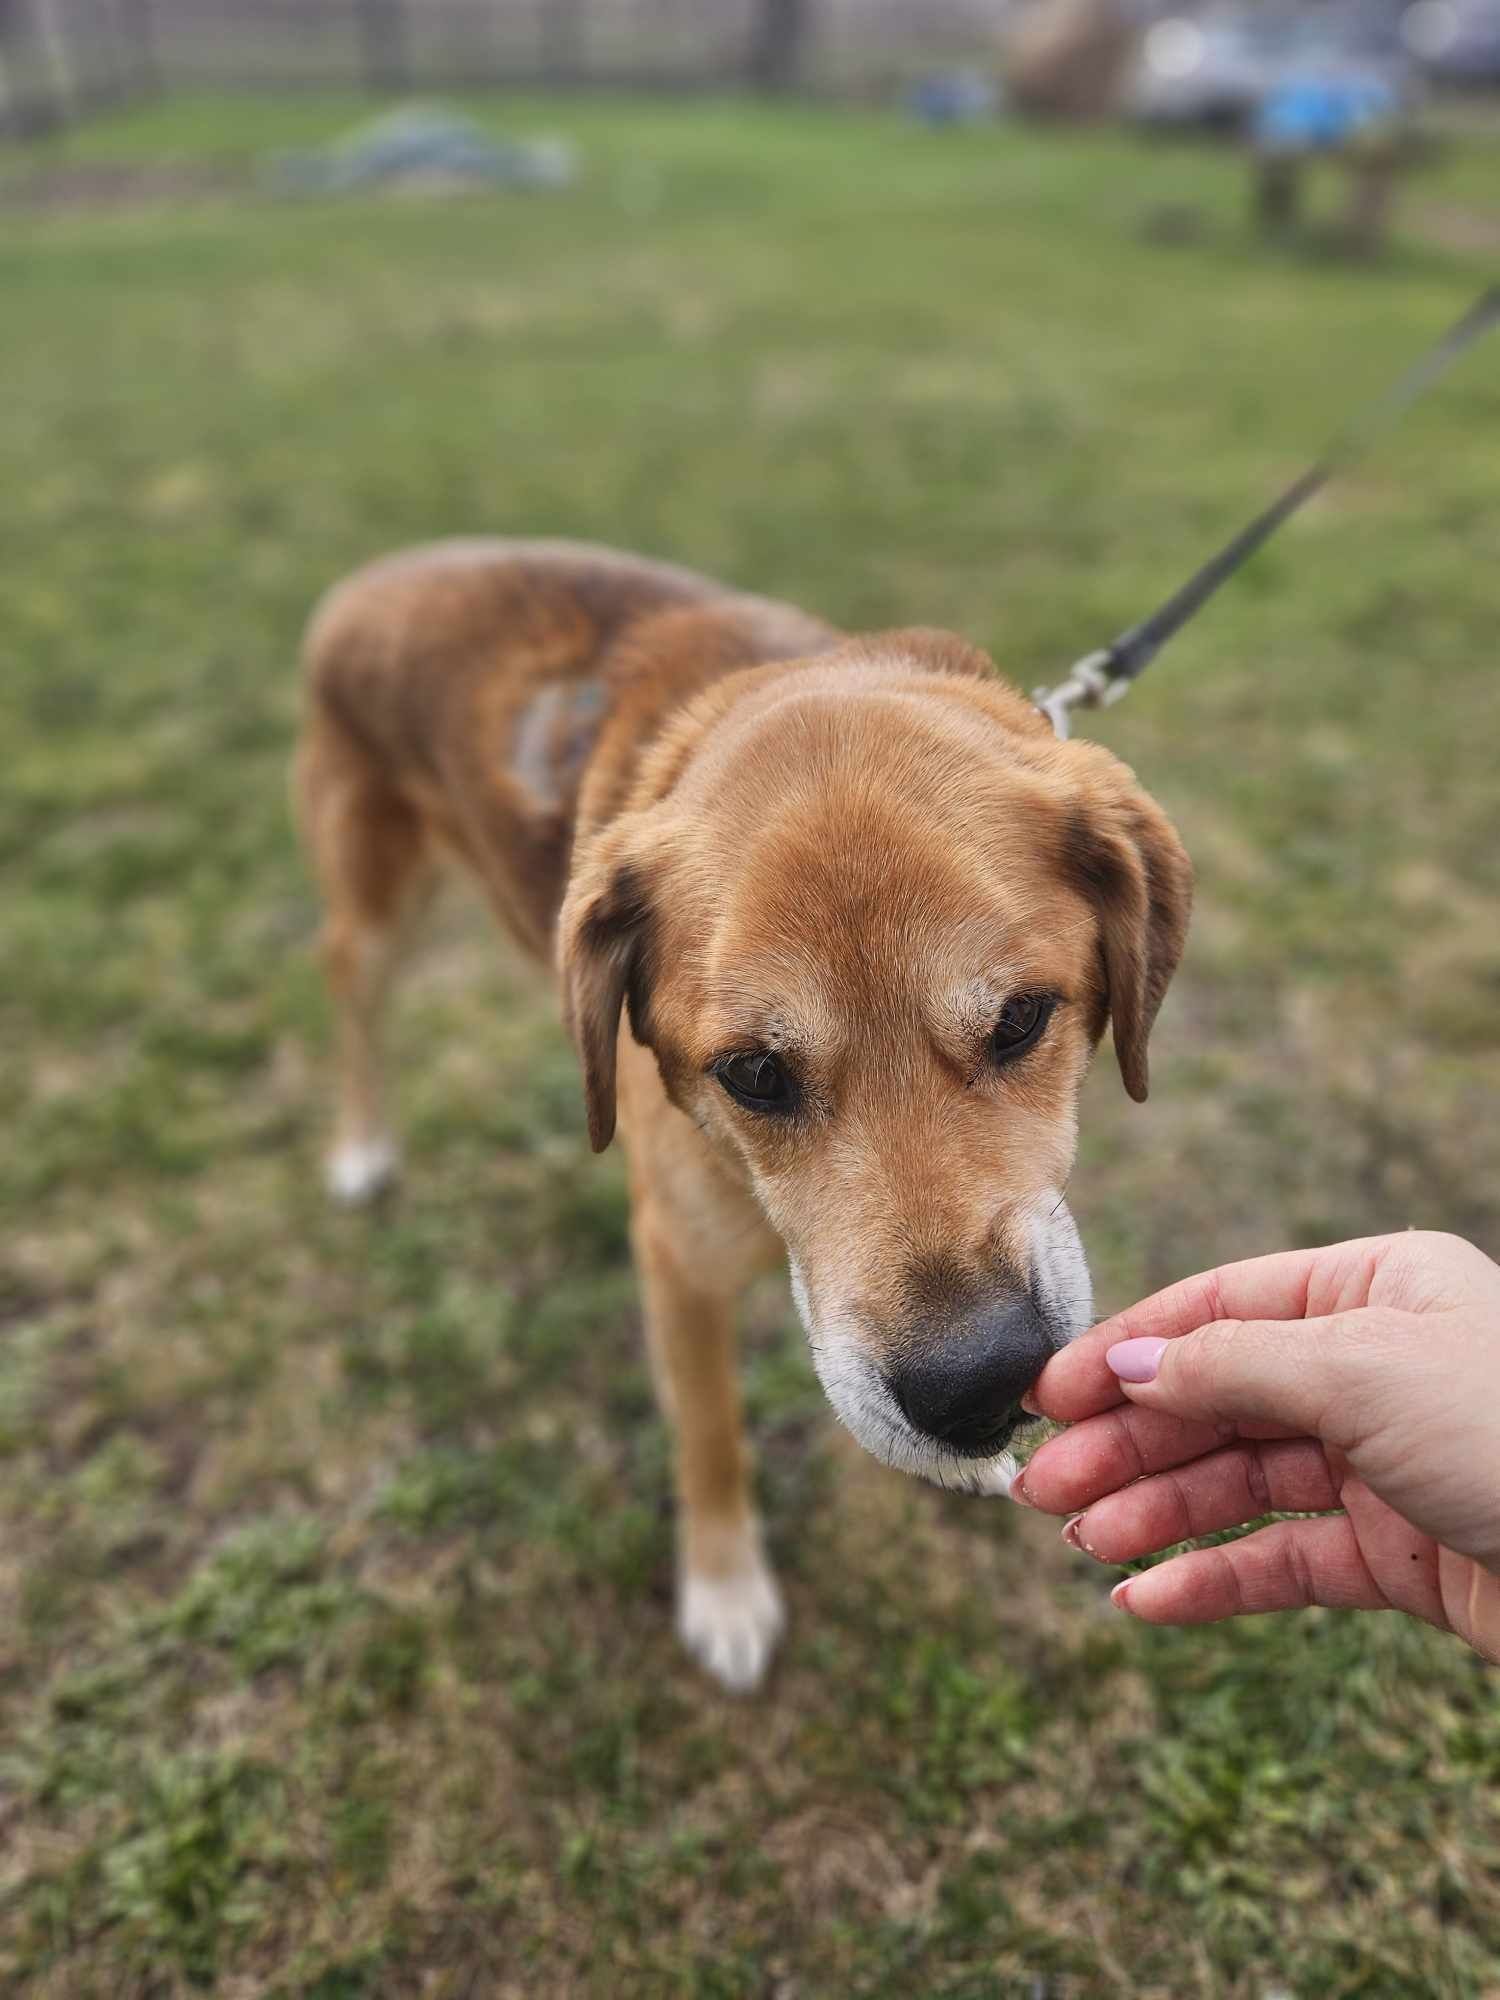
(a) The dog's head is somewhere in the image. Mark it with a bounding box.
[559,633,1191,1492]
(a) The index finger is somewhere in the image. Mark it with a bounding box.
[1030,1237,1389,1423]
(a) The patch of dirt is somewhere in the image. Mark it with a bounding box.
[1411,200,1500,255]
[0,158,245,211]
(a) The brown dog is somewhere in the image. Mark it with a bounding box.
[295,539,1191,1689]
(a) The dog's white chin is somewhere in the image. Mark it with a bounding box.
[789,1195,1092,1497]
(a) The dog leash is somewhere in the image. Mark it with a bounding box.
[1034,284,1500,738]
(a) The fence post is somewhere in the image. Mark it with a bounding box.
[29,0,75,124]
[121,0,160,96]
[356,0,409,92]
[89,0,130,107]
[540,0,584,84]
[749,0,810,92]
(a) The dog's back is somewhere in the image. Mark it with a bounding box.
[299,538,830,954]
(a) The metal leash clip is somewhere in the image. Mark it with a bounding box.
[1030,284,1500,742]
[1033,648,1130,739]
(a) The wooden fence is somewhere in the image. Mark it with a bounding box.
[0,0,1012,137]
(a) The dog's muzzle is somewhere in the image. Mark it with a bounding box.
[789,1194,1091,1494]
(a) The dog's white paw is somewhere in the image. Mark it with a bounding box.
[325,1137,399,1206]
[678,1556,785,1694]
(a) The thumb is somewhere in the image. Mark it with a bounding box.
[1105,1309,1403,1447]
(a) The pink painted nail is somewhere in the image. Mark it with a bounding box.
[1106,1336,1168,1383]
[1110,1578,1134,1612]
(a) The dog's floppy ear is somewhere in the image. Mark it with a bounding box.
[1063,784,1192,1103]
[557,848,657,1152]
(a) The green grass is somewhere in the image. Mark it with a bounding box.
[3,91,1500,1997]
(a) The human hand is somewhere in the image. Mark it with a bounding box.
[1013,1232,1500,1664]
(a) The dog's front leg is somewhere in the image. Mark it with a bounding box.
[629,1209,784,1693]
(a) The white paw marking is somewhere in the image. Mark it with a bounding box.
[325,1137,399,1206]
[678,1557,785,1694]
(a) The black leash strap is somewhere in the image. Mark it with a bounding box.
[1035,284,1500,736]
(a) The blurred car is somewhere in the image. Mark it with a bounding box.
[1123,3,1417,133]
[1402,0,1500,83]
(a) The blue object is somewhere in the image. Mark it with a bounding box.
[267,105,577,197]
[907,70,1000,126]
[1253,72,1400,151]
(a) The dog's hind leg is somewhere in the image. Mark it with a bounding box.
[294,711,437,1205]
[628,1196,785,1694]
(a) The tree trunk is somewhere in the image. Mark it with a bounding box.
[540,0,585,84]
[30,0,75,122]
[356,0,409,92]
[749,0,809,93]
[122,0,160,96]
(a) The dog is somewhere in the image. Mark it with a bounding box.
[294,539,1191,1691]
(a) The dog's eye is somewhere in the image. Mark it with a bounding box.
[716,1050,796,1112]
[989,993,1053,1064]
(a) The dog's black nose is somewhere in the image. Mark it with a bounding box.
[888,1298,1055,1454]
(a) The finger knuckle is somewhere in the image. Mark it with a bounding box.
[1174,1319,1234,1389]
[1282,1525,1317,1609]
[1241,1447,1273,1518]
[1158,1468,1196,1546]
[1208,1544,1248,1618]
[1106,1408,1148,1485]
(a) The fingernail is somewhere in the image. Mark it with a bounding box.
[1061,1515,1084,1550]
[1110,1578,1134,1612]
[1008,1469,1033,1507]
[1106,1337,1168,1384]
[1019,1392,1042,1417]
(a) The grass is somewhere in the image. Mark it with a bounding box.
[2,90,1500,1997]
